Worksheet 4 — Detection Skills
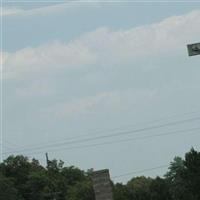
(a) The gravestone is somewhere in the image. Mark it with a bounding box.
[91,169,113,200]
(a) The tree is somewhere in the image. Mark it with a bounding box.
[165,149,200,200]
[149,177,171,200]
[182,148,200,200]
[0,148,199,200]
[0,173,18,200]
[24,170,49,200]
[68,179,95,200]
[113,183,129,200]
[164,156,188,200]
[127,176,152,200]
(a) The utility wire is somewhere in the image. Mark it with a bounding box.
[4,116,200,155]
[111,164,169,179]
[5,110,200,151]
[4,126,200,156]
[22,165,170,194]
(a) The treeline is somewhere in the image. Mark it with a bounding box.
[0,148,200,200]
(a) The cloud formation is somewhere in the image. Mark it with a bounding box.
[79,10,200,64]
[15,80,53,98]
[50,89,158,119]
[2,41,95,79]
[1,1,100,17]
[0,7,24,16]
[2,10,200,79]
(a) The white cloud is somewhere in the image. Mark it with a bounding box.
[51,89,158,119]
[55,92,114,117]
[0,51,9,66]
[0,52,9,78]
[2,41,96,79]
[2,10,200,79]
[15,80,53,98]
[0,1,100,17]
[79,10,200,65]
[0,7,24,16]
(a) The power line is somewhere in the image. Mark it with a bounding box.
[111,164,169,179]
[4,116,200,155]
[44,109,200,143]
[4,140,22,148]
[4,126,200,156]
[6,109,200,150]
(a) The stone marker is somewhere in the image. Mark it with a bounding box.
[91,169,113,200]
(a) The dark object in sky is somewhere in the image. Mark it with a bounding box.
[91,169,113,200]
[187,42,200,56]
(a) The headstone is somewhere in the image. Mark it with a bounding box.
[91,169,113,200]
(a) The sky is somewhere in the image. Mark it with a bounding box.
[1,0,200,183]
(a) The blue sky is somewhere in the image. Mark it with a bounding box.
[1,1,200,182]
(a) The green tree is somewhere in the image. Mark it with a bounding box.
[149,177,171,200]
[127,176,152,200]
[113,183,129,200]
[68,179,95,200]
[1,148,199,200]
[182,148,200,200]
[0,173,18,200]
[165,156,188,200]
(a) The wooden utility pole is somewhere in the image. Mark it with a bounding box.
[45,152,50,168]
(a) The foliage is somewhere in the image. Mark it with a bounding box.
[0,148,199,200]
[0,173,18,200]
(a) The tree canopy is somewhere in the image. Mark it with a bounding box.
[0,148,199,200]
